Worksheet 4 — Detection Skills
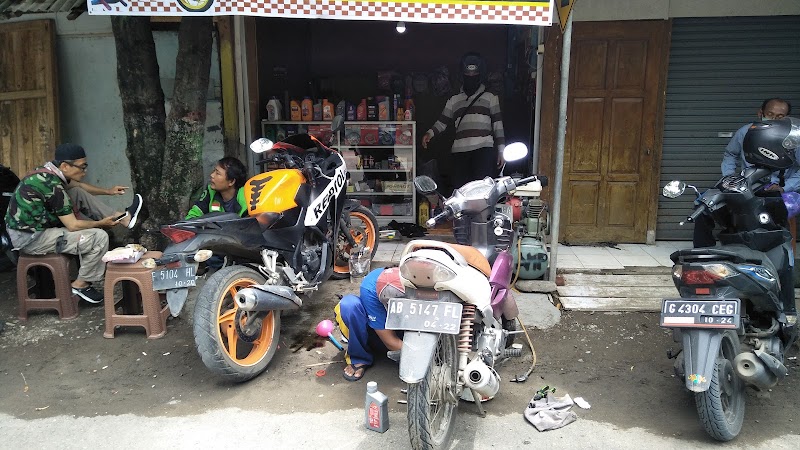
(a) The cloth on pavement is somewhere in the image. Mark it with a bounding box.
[524,393,577,431]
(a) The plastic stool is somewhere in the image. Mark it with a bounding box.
[103,251,170,339]
[17,253,79,321]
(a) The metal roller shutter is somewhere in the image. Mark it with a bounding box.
[657,16,800,240]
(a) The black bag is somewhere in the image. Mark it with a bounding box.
[438,92,485,152]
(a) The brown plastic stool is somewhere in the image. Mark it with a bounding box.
[17,253,79,321]
[103,251,170,339]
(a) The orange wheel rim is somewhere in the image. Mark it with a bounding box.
[216,276,276,366]
[334,211,376,274]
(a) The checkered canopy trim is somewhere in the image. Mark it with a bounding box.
[87,0,554,26]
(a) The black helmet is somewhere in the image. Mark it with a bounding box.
[743,117,800,170]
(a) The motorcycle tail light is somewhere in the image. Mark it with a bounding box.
[681,264,733,285]
[161,227,196,244]
[400,257,456,288]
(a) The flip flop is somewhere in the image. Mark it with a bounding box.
[342,363,369,382]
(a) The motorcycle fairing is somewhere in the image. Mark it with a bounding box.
[304,153,347,226]
[245,169,304,215]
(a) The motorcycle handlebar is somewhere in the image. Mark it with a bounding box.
[686,204,706,223]
[426,208,452,228]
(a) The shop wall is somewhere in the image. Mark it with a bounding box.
[2,13,224,212]
[573,0,800,21]
[255,18,533,188]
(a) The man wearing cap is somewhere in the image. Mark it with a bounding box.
[422,52,505,188]
[335,267,405,382]
[4,143,144,304]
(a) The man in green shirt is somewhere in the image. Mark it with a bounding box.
[4,144,143,304]
[185,156,248,219]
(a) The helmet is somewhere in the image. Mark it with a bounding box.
[461,52,486,79]
[743,117,800,170]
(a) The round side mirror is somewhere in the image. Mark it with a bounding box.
[414,176,438,194]
[250,138,274,154]
[503,142,529,162]
[662,180,686,198]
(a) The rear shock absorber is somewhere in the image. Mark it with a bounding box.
[458,305,476,369]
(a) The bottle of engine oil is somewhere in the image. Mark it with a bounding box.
[365,381,389,433]
[418,198,430,227]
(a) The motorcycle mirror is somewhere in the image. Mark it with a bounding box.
[331,115,345,133]
[250,138,274,154]
[662,180,686,198]
[414,176,438,194]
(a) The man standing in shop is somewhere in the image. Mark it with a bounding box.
[422,52,505,189]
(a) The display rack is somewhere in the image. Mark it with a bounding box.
[260,120,416,226]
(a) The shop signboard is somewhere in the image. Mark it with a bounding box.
[87,0,554,26]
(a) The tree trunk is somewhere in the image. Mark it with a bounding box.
[112,17,213,249]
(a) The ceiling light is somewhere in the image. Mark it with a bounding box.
[396,22,406,34]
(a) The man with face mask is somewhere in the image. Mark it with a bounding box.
[422,52,505,188]
[694,98,798,247]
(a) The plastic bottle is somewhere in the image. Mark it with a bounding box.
[290,99,301,121]
[404,97,415,121]
[378,98,390,121]
[357,99,368,121]
[266,97,282,121]
[418,198,430,227]
[322,99,334,121]
[313,101,322,121]
[347,103,357,121]
[365,381,389,433]
[301,97,313,121]
[336,100,346,119]
[367,97,377,121]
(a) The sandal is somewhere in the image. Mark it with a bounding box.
[342,363,369,382]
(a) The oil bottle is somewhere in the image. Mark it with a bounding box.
[365,381,389,433]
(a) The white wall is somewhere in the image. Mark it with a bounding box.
[573,0,800,21]
[3,13,224,212]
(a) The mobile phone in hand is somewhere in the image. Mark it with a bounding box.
[113,213,127,223]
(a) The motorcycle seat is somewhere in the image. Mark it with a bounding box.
[443,243,492,277]
[176,212,241,225]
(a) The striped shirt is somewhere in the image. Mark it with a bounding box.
[426,85,505,154]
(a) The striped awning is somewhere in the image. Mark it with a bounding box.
[87,0,554,26]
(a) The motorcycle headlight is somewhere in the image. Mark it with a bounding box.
[400,257,456,288]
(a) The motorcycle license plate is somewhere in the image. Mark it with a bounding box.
[151,264,197,291]
[660,298,740,329]
[385,298,463,335]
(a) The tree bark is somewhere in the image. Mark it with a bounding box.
[112,17,213,249]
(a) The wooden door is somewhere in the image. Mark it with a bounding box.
[0,20,59,178]
[561,21,667,243]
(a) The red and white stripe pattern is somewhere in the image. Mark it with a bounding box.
[89,0,554,26]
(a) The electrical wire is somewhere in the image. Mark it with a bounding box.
[511,234,537,379]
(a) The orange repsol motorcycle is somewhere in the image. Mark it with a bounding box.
[150,117,378,382]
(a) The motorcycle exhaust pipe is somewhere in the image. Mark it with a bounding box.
[734,351,778,389]
[463,358,500,398]
[235,285,303,312]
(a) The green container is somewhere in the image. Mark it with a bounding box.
[511,236,549,280]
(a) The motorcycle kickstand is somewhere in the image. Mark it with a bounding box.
[470,388,486,418]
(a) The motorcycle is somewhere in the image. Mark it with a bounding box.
[661,165,797,440]
[386,143,545,450]
[149,116,379,382]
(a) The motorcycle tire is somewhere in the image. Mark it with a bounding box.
[332,205,379,280]
[694,330,745,441]
[193,265,280,383]
[407,334,458,450]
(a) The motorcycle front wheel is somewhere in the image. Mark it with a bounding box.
[407,334,459,450]
[332,205,379,279]
[193,266,280,382]
[694,330,745,441]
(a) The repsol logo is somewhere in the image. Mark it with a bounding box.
[249,176,272,211]
[305,165,347,225]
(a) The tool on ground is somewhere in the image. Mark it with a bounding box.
[315,319,344,351]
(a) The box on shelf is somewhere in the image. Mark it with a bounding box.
[396,125,413,145]
[383,181,411,193]
[360,125,379,146]
[378,124,396,146]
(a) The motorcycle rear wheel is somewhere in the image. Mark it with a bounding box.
[332,206,379,279]
[694,330,745,441]
[407,334,458,450]
[193,266,280,382]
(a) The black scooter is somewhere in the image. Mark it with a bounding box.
[660,166,796,441]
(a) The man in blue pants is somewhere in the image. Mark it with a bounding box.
[335,267,405,382]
